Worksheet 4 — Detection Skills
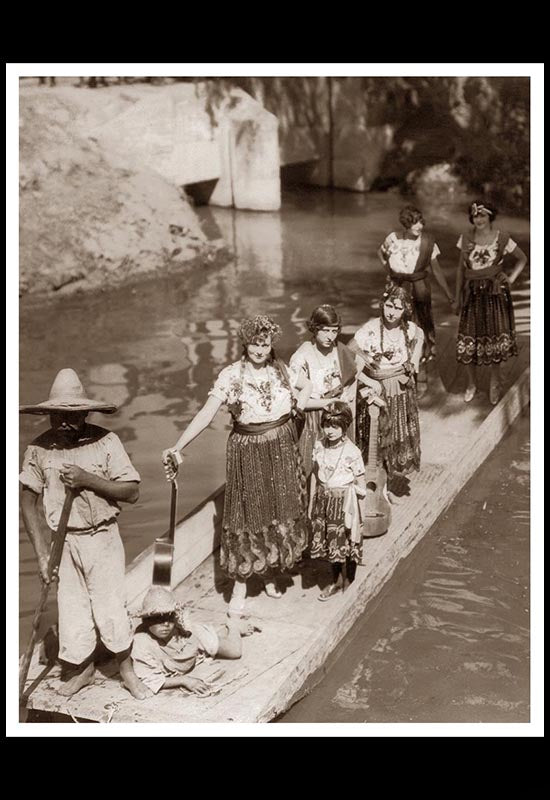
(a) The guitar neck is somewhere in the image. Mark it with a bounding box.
[367,416,380,467]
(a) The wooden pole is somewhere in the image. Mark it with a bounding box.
[19,488,76,701]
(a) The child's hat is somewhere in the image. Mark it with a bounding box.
[19,368,117,415]
[136,586,178,618]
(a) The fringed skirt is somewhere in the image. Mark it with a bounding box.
[310,485,362,564]
[221,417,308,580]
[356,378,420,479]
[456,280,518,366]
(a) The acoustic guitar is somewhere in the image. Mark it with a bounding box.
[362,403,391,538]
[153,451,182,586]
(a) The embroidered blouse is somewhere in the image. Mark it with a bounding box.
[208,360,293,424]
[381,232,441,274]
[312,438,365,489]
[353,319,422,370]
[456,232,517,270]
[289,342,342,399]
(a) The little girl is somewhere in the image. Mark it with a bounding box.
[131,586,257,695]
[289,304,358,477]
[309,401,366,601]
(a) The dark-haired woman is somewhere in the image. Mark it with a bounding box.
[349,285,424,481]
[162,315,311,613]
[378,205,454,364]
[289,304,358,478]
[455,201,527,404]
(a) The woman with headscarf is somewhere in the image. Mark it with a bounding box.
[454,201,527,404]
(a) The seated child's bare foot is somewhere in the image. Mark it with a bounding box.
[58,662,96,696]
[121,673,154,700]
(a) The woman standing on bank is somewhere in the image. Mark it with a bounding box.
[289,305,358,478]
[378,205,454,365]
[454,201,527,404]
[162,315,311,614]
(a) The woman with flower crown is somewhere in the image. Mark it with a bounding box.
[454,201,527,405]
[348,285,424,482]
[162,315,311,614]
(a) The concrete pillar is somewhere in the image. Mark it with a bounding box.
[226,106,281,212]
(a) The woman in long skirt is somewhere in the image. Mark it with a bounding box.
[454,201,527,404]
[378,204,454,365]
[163,315,311,614]
[349,285,424,483]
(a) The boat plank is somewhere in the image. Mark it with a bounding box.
[22,337,529,722]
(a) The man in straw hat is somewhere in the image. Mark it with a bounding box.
[19,368,153,699]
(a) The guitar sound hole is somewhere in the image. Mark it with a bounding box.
[366,481,378,492]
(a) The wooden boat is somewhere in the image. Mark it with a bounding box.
[21,333,530,723]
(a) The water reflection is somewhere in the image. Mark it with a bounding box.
[19,188,530,653]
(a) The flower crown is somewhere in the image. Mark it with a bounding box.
[238,315,282,345]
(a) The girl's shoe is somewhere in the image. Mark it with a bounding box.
[489,381,501,405]
[464,385,476,403]
[263,581,282,599]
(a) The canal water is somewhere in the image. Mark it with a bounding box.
[18,188,531,651]
[278,414,530,724]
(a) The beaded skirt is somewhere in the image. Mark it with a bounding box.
[356,380,420,479]
[221,418,308,580]
[456,280,518,365]
[310,485,363,564]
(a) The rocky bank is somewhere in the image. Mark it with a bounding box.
[19,89,227,299]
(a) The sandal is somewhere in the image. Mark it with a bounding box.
[464,385,476,403]
[318,583,342,601]
[264,581,282,599]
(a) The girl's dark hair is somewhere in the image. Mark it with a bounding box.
[399,205,424,230]
[307,304,342,335]
[321,400,353,433]
[468,200,498,224]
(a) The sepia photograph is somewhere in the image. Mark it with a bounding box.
[8,63,543,736]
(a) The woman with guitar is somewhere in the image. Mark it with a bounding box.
[162,315,311,616]
[349,285,424,489]
[309,402,366,600]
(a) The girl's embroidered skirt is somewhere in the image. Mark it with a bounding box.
[356,378,420,479]
[221,418,308,580]
[310,484,362,564]
[456,280,518,366]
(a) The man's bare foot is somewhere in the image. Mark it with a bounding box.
[58,662,96,696]
[121,673,154,700]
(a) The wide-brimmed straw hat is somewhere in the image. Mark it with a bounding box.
[19,368,117,415]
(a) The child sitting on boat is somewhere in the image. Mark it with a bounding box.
[309,402,367,601]
[131,586,258,695]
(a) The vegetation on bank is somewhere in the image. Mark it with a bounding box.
[197,76,530,213]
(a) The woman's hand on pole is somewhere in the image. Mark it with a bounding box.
[162,448,182,482]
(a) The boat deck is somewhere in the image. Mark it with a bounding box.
[22,332,530,723]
